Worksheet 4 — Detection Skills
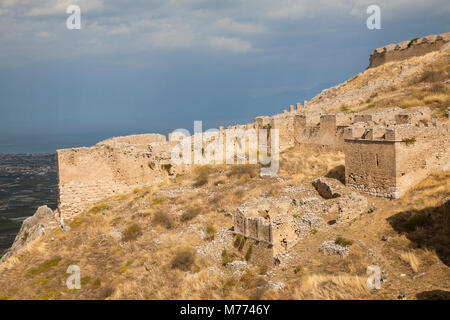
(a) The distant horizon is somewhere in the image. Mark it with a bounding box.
[1,1,449,154]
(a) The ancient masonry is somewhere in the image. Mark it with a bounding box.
[56,134,186,216]
[56,105,449,217]
[368,32,450,68]
[56,32,450,221]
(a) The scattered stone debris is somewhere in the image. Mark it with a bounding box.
[381,235,388,241]
[110,227,123,241]
[368,205,376,213]
[398,290,407,300]
[413,272,426,279]
[226,260,249,275]
[336,193,368,223]
[267,281,285,291]
[195,228,233,261]
[319,240,350,258]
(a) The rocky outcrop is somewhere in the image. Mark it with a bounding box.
[0,206,57,264]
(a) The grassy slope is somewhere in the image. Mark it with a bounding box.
[0,145,448,300]
[317,48,450,118]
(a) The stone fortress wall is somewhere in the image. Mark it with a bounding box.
[368,32,450,68]
[56,134,187,216]
[57,104,449,216]
[56,32,450,216]
[344,109,449,198]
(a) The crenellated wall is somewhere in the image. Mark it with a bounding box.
[368,32,450,68]
[344,114,450,198]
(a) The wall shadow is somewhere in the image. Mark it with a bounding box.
[325,165,346,184]
[416,290,450,300]
[387,202,449,267]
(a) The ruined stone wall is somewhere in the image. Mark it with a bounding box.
[369,32,450,68]
[293,114,349,150]
[394,124,450,197]
[57,134,180,217]
[344,117,450,198]
[344,138,397,198]
[233,210,273,244]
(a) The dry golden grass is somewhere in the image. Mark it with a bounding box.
[0,137,449,300]
[324,49,450,118]
[399,250,421,273]
[291,274,370,300]
[403,171,450,208]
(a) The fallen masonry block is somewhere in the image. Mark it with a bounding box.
[312,177,344,199]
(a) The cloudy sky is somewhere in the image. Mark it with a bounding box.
[0,0,449,152]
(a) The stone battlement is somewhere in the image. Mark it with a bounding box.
[369,32,450,68]
[344,117,449,198]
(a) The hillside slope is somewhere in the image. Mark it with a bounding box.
[0,36,449,300]
[303,40,450,119]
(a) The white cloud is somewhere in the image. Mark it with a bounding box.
[26,0,102,17]
[0,0,449,67]
[213,18,266,35]
[36,31,50,38]
[108,24,130,35]
[210,37,254,53]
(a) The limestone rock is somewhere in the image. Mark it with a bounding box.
[0,206,54,264]
[312,178,343,199]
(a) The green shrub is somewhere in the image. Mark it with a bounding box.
[245,244,253,261]
[181,207,200,222]
[162,163,173,175]
[89,204,109,214]
[310,228,318,235]
[419,69,447,83]
[152,197,164,205]
[402,137,416,145]
[407,38,419,48]
[27,257,62,276]
[226,165,258,179]
[193,174,209,187]
[221,249,234,265]
[258,265,268,275]
[335,236,353,247]
[171,248,195,271]
[122,224,142,242]
[69,217,84,229]
[152,211,173,229]
[294,265,303,274]
[234,235,246,250]
[205,225,215,240]
[92,279,102,289]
